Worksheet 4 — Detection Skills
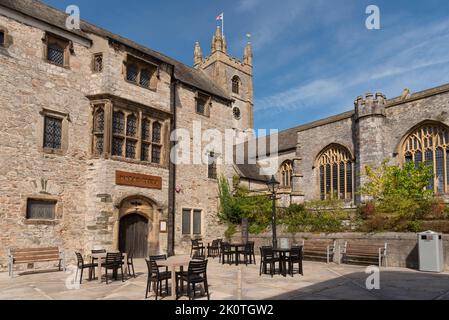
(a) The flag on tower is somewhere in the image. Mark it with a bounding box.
[216,13,224,21]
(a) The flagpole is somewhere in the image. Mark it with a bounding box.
[222,13,224,38]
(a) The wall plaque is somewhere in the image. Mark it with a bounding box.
[116,171,162,190]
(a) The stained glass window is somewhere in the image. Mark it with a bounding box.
[47,43,64,66]
[44,116,62,149]
[318,145,354,200]
[402,123,449,193]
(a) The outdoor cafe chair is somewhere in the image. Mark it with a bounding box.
[75,252,97,284]
[260,246,280,277]
[286,246,304,276]
[102,252,125,284]
[146,257,171,300]
[176,259,210,300]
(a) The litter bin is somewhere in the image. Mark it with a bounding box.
[418,230,444,273]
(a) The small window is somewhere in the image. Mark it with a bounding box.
[208,152,217,179]
[196,94,210,116]
[43,116,62,150]
[152,145,161,164]
[92,53,103,73]
[93,107,105,156]
[193,210,202,235]
[27,199,56,220]
[140,69,151,87]
[48,43,64,66]
[232,76,240,95]
[182,209,191,235]
[233,107,241,120]
[0,31,4,47]
[127,64,138,83]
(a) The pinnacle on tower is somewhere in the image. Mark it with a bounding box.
[194,41,203,67]
[212,26,226,53]
[244,35,253,66]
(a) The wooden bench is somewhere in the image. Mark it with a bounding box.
[301,240,336,264]
[341,242,387,267]
[8,247,65,277]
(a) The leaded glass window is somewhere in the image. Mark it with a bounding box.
[126,140,136,159]
[93,53,103,73]
[93,108,104,156]
[140,69,151,87]
[113,112,125,135]
[127,64,138,83]
[142,119,151,141]
[152,145,161,164]
[126,115,137,137]
[402,122,449,193]
[279,161,293,188]
[232,76,240,95]
[318,145,354,200]
[44,116,62,149]
[141,143,150,162]
[112,137,123,156]
[26,199,56,220]
[47,43,64,66]
[152,122,161,144]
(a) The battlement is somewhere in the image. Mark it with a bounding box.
[355,92,387,119]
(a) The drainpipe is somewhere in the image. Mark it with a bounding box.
[167,67,177,257]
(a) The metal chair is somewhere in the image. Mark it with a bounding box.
[145,257,170,300]
[102,252,124,284]
[75,252,97,284]
[259,247,279,277]
[176,259,210,300]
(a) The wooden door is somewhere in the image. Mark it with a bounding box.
[119,214,149,258]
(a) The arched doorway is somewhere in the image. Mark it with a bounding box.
[119,213,149,258]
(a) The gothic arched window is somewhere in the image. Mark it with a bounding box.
[402,122,449,194]
[317,145,354,200]
[232,76,240,95]
[279,161,293,188]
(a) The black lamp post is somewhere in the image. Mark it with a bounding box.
[267,175,280,249]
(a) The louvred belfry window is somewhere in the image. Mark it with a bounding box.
[317,145,354,200]
[402,122,449,194]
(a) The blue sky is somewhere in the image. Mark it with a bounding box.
[43,0,449,132]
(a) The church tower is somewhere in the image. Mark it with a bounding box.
[193,26,254,133]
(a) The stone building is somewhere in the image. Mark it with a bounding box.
[240,87,449,207]
[0,0,255,269]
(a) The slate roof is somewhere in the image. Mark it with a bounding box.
[0,0,231,101]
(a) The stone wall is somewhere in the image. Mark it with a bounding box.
[232,231,449,270]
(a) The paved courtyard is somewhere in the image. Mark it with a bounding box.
[1,259,449,300]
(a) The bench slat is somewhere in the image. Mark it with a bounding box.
[10,247,59,254]
[13,250,60,257]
